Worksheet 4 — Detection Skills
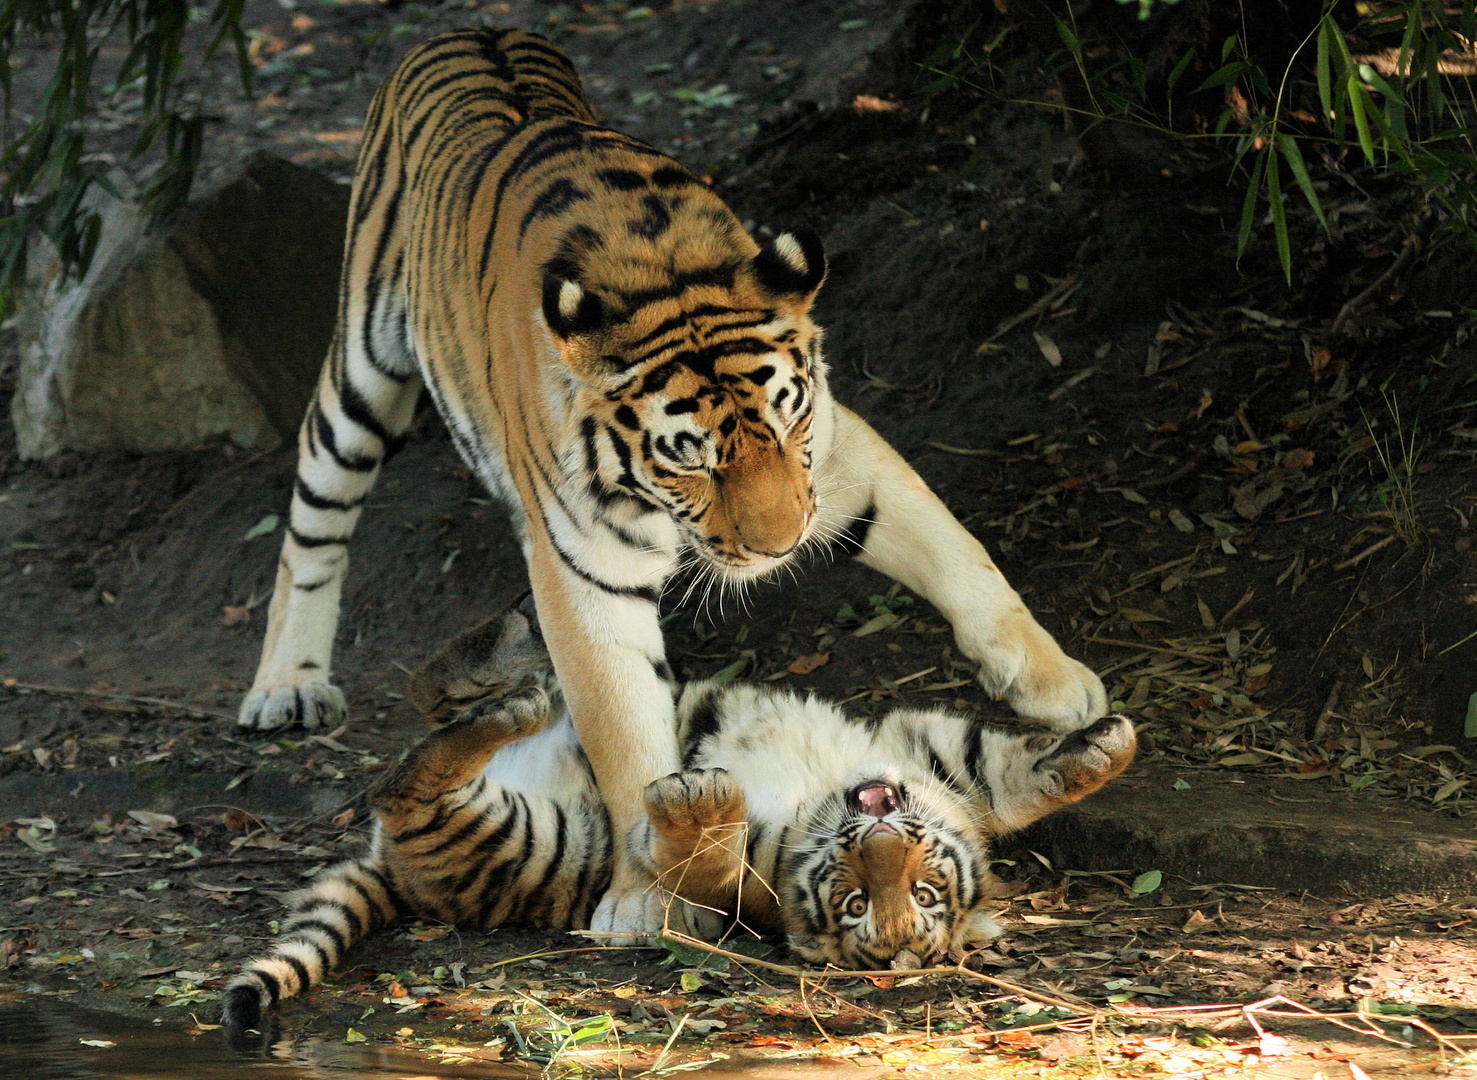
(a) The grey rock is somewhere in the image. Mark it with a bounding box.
[13,153,348,458]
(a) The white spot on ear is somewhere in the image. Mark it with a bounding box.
[558,279,584,320]
[774,232,806,273]
[952,908,1002,953]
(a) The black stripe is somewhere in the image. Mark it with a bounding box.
[295,477,363,513]
[681,688,721,768]
[528,803,569,914]
[289,526,350,549]
[315,409,378,472]
[614,263,741,313]
[831,502,875,557]
[284,917,348,957]
[519,177,591,242]
[283,953,313,994]
[255,968,282,1006]
[418,807,494,858]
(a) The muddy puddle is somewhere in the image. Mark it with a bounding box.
[1,997,530,1079]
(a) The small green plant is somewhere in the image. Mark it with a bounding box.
[1362,391,1423,544]
[922,1,1477,284]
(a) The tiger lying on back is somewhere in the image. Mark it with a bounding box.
[223,604,1135,1030]
[237,27,1107,938]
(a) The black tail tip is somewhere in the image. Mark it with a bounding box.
[221,983,264,1032]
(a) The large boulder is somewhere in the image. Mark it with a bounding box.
[13,153,348,458]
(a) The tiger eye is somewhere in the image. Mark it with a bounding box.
[845,893,868,918]
[913,884,939,907]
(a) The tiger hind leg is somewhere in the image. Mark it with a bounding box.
[376,685,551,816]
[405,599,553,724]
[222,857,400,1030]
[981,714,1137,834]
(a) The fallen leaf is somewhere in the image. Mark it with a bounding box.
[787,652,830,675]
[1033,330,1063,367]
[852,94,901,113]
[344,1027,368,1043]
[223,808,253,830]
[221,606,251,627]
[1119,607,1169,623]
[331,808,355,827]
[127,810,179,832]
[1309,345,1345,382]
[1258,1032,1289,1057]
[852,612,899,637]
[242,514,280,542]
[1282,447,1315,469]
[1181,909,1214,932]
[78,1039,116,1048]
[1132,870,1162,894]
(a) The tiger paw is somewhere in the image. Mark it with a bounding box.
[455,685,550,740]
[238,682,346,731]
[960,611,1107,731]
[589,885,726,945]
[1032,714,1137,800]
[644,768,747,838]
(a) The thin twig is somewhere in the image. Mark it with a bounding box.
[1,679,236,722]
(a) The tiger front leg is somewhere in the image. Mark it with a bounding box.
[238,339,422,732]
[815,404,1106,731]
[642,768,750,910]
[528,550,682,942]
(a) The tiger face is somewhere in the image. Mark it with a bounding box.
[543,218,829,579]
[779,775,1002,970]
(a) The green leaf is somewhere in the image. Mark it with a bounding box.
[725,938,775,959]
[1265,146,1291,285]
[1277,134,1327,232]
[1193,61,1248,94]
[1316,20,1334,123]
[1464,691,1477,739]
[659,938,730,972]
[679,970,706,993]
[1173,778,1191,791]
[243,514,280,542]
[1054,17,1080,53]
[1236,148,1267,260]
[1166,49,1194,92]
[344,1027,368,1043]
[708,656,750,686]
[1347,75,1376,163]
[1131,870,1163,894]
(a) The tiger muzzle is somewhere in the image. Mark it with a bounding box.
[715,447,813,562]
[858,830,914,943]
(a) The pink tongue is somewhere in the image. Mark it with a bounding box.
[857,784,895,818]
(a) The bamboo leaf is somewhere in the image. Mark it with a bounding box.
[1347,75,1376,163]
[1266,148,1292,285]
[1316,20,1334,123]
[1277,134,1327,232]
[1236,147,1268,260]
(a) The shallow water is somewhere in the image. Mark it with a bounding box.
[0,996,529,1079]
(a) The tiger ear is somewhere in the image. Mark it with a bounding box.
[541,273,607,339]
[752,227,826,303]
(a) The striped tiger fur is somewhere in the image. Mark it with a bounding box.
[223,605,1135,1029]
[237,27,1107,938]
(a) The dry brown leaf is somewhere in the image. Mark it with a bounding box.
[852,94,902,113]
[1282,447,1315,469]
[221,605,251,627]
[1181,909,1214,933]
[787,652,831,675]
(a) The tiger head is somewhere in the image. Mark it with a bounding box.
[778,774,1003,970]
[539,193,829,580]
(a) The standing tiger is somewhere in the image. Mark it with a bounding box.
[238,28,1107,937]
[224,604,1135,1031]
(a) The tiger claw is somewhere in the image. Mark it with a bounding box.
[238,683,346,731]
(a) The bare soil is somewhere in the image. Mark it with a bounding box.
[2,0,1477,1074]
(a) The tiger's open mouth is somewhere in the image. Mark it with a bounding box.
[847,780,902,818]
